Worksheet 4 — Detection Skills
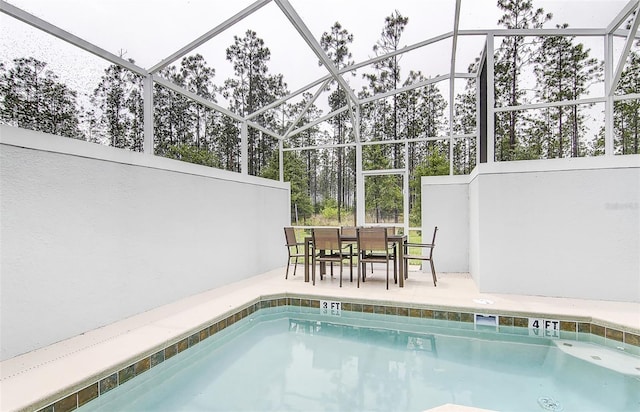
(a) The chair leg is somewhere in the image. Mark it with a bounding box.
[349,253,353,282]
[430,260,437,287]
[393,258,398,284]
[285,257,290,279]
[386,260,389,290]
[357,259,361,288]
[361,260,366,283]
[293,256,298,276]
[339,263,343,288]
[311,255,315,286]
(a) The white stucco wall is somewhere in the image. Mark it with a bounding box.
[472,158,639,302]
[421,175,470,273]
[0,126,290,360]
[423,156,640,302]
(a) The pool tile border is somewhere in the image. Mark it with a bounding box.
[35,295,640,412]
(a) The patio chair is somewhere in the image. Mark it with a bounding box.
[312,228,353,287]
[403,226,438,286]
[284,227,305,279]
[357,227,397,289]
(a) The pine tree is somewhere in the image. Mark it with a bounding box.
[533,24,600,158]
[0,57,83,139]
[320,22,355,223]
[224,30,287,176]
[453,61,479,174]
[494,0,552,160]
[364,10,409,169]
[613,30,640,154]
[91,57,144,150]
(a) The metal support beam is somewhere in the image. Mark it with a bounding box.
[288,106,349,138]
[493,96,606,112]
[609,3,640,95]
[486,34,495,163]
[149,0,272,73]
[247,120,283,140]
[153,75,243,122]
[355,143,364,227]
[607,0,640,33]
[449,0,461,175]
[604,34,615,155]
[283,79,331,137]
[0,0,146,77]
[143,75,154,154]
[274,0,359,105]
[279,139,284,182]
[359,74,449,105]
[241,122,248,175]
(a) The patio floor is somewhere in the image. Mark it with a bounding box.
[1,265,639,411]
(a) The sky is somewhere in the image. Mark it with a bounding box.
[0,0,634,120]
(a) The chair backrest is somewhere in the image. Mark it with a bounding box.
[284,227,298,247]
[313,228,341,250]
[358,227,388,252]
[340,226,357,237]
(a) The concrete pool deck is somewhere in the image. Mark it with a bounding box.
[1,266,639,411]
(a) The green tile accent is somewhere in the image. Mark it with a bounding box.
[290,298,301,307]
[560,321,576,332]
[150,350,164,367]
[134,357,150,375]
[164,343,178,359]
[99,373,118,395]
[208,323,218,336]
[448,312,461,322]
[188,333,200,347]
[351,303,363,312]
[199,328,209,342]
[625,332,640,347]
[397,307,409,317]
[578,322,590,333]
[422,309,434,319]
[342,302,352,311]
[433,310,447,320]
[278,298,287,307]
[409,308,421,318]
[363,304,374,314]
[460,313,475,323]
[514,317,528,328]
[606,328,624,342]
[499,316,514,326]
[53,393,77,412]
[374,305,385,314]
[300,299,310,307]
[118,365,135,385]
[591,324,606,337]
[385,306,397,316]
[217,319,226,331]
[177,338,189,353]
[310,299,320,308]
[78,383,98,407]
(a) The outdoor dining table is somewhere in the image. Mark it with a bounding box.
[304,232,408,287]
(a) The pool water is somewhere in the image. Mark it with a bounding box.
[81,308,640,412]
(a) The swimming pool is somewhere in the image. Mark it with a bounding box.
[79,305,640,412]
